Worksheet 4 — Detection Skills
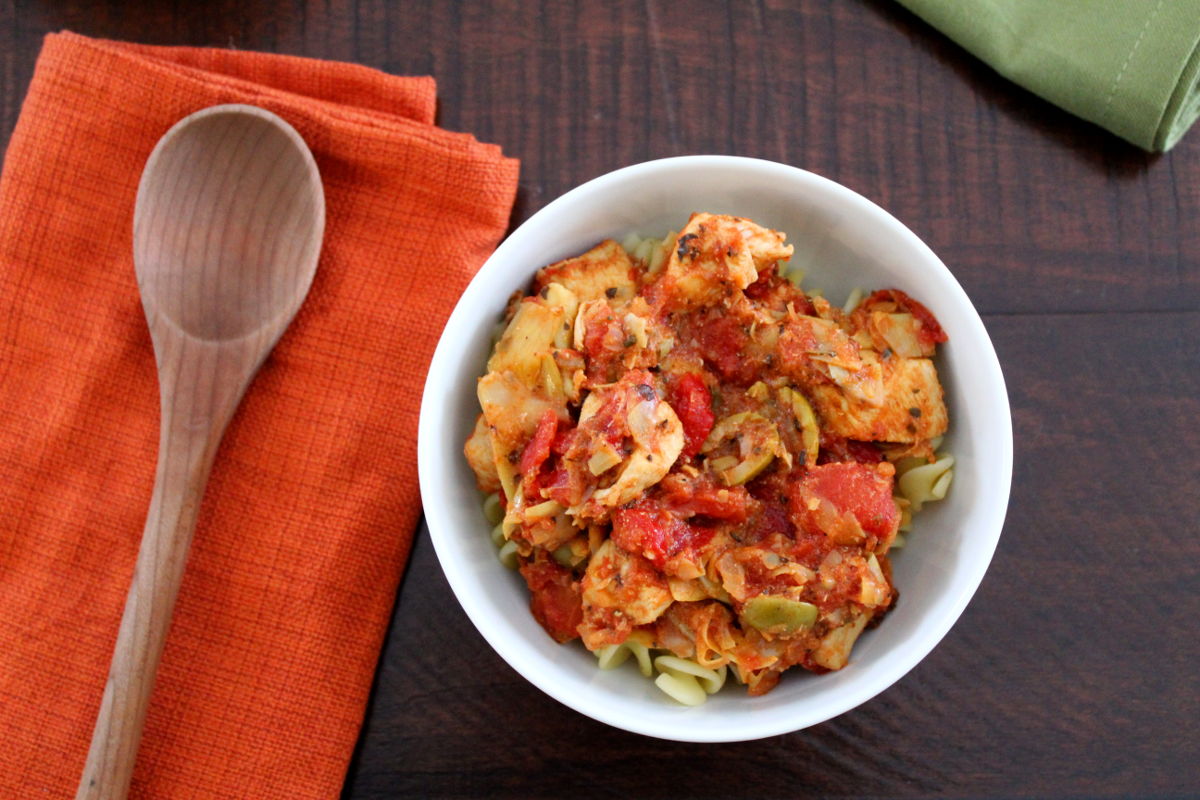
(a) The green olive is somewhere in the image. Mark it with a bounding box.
[701,411,781,486]
[741,596,819,634]
[779,387,820,465]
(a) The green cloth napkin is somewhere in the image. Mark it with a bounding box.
[897,0,1200,151]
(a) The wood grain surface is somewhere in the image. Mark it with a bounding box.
[3,1,1197,798]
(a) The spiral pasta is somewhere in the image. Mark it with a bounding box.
[896,454,955,512]
[653,655,728,706]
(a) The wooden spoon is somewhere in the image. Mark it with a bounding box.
[76,104,325,800]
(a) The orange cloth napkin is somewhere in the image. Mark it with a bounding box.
[0,32,518,799]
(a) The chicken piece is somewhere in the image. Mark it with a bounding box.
[535,239,638,304]
[579,540,673,650]
[463,413,501,493]
[659,213,793,310]
[806,357,948,443]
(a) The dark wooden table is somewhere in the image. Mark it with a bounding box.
[4,1,1197,797]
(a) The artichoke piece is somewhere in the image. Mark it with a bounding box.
[700,411,782,486]
[477,371,561,501]
[464,414,501,494]
[812,611,870,670]
[778,386,820,465]
[587,443,623,475]
[859,554,891,607]
[524,499,563,522]
[741,595,819,635]
[623,312,649,348]
[488,300,564,386]
[540,282,579,348]
[537,352,567,405]
[668,577,708,602]
[647,232,674,274]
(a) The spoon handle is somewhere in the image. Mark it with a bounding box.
[76,340,258,800]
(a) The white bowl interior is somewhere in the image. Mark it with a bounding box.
[418,156,1012,742]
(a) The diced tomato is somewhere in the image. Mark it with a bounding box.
[572,369,651,449]
[612,505,714,566]
[867,289,948,348]
[888,289,947,346]
[744,264,779,300]
[583,311,617,356]
[611,507,673,564]
[519,409,558,475]
[746,502,793,542]
[682,485,752,521]
[550,425,576,455]
[789,529,830,565]
[669,373,715,458]
[537,467,578,508]
[683,521,716,554]
[519,556,583,643]
[744,265,816,314]
[580,302,628,381]
[819,433,883,465]
[790,462,898,541]
[656,472,752,521]
[692,311,751,382]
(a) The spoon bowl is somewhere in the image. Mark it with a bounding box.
[77,104,324,800]
[134,105,323,341]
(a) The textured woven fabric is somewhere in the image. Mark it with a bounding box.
[0,32,518,799]
[897,0,1200,151]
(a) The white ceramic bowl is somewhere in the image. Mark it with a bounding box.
[418,155,1012,742]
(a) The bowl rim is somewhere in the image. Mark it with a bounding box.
[418,154,1013,742]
